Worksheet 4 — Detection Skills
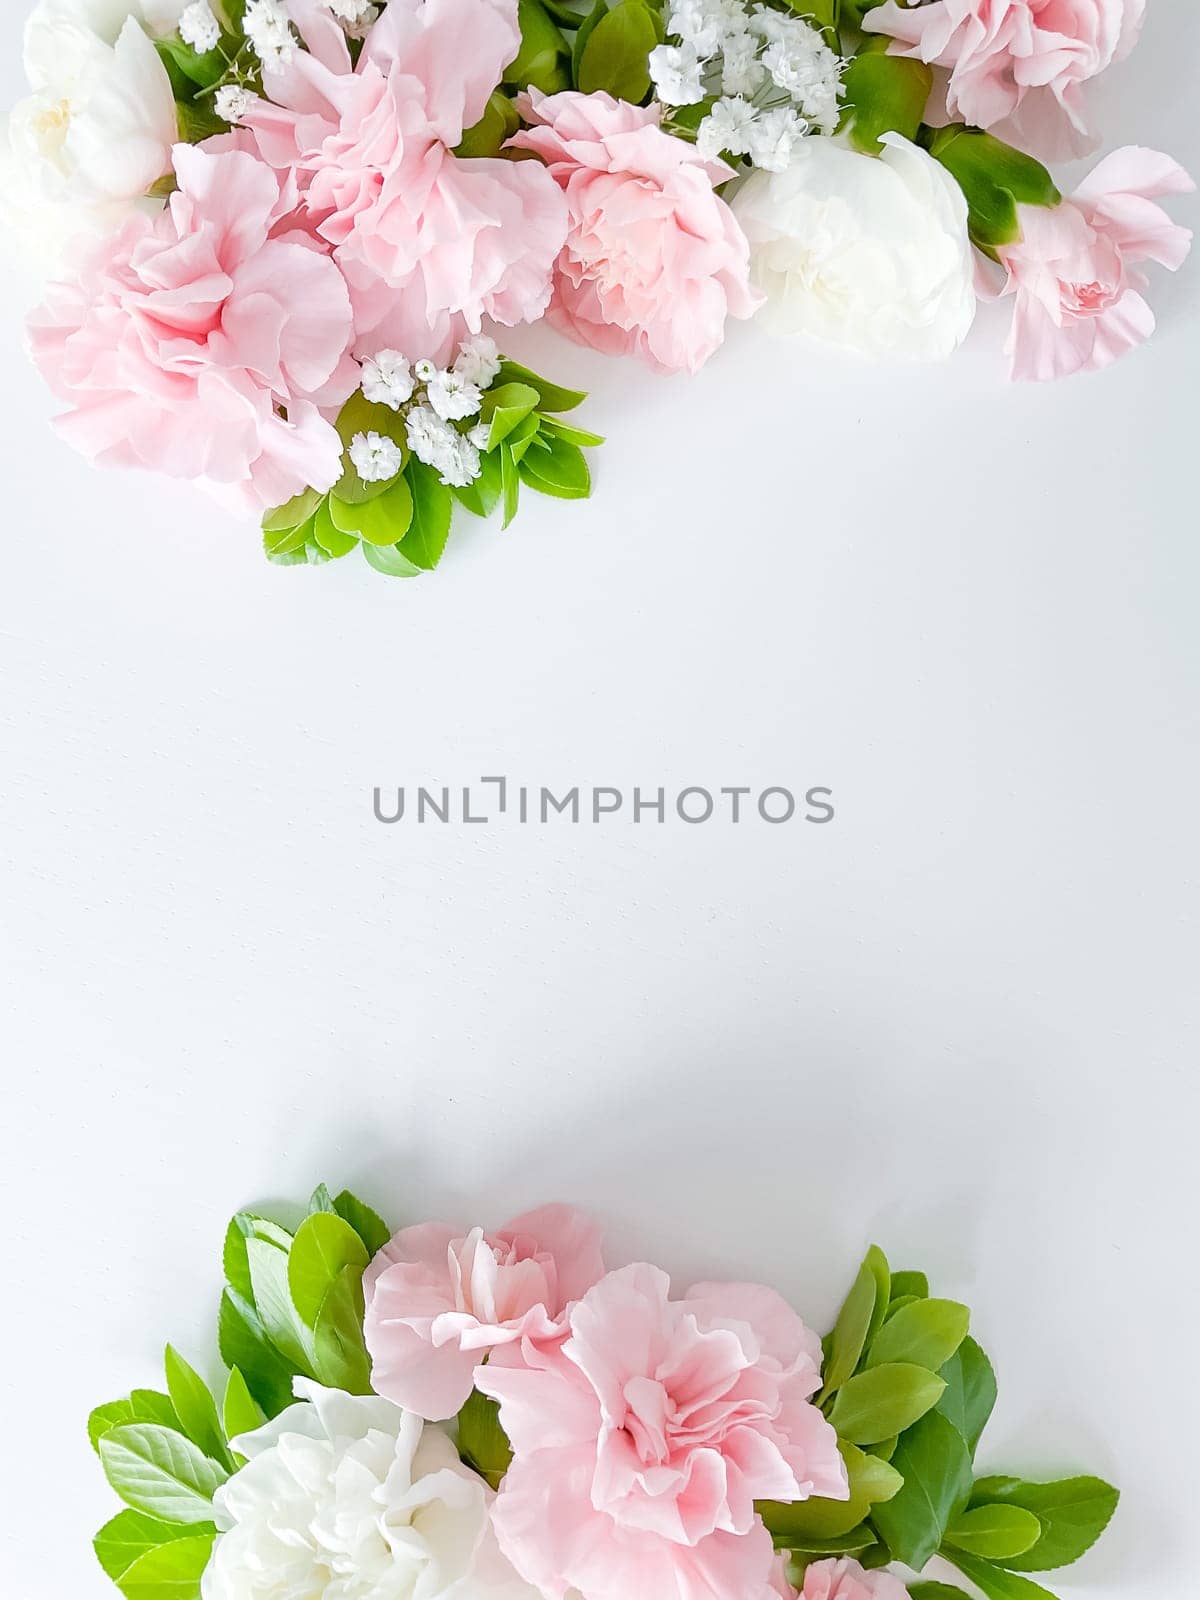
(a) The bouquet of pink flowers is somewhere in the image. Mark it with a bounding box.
[3,0,1193,578]
[87,1185,1120,1600]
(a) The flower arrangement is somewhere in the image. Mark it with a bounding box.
[88,1184,1121,1600]
[3,0,1193,578]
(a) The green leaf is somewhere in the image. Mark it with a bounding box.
[100,1425,228,1525]
[313,499,359,558]
[246,1237,315,1373]
[458,1389,514,1489]
[936,1337,996,1456]
[403,461,454,569]
[760,1441,902,1542]
[926,124,1061,252]
[333,1190,392,1257]
[870,1410,972,1569]
[577,0,658,100]
[263,516,316,557]
[866,1299,970,1374]
[948,1555,1059,1600]
[221,1368,265,1447]
[263,487,322,534]
[288,1214,370,1329]
[909,1587,974,1600]
[223,1214,292,1303]
[328,474,414,546]
[968,1477,1119,1572]
[217,1289,298,1418]
[821,1255,883,1401]
[90,1393,181,1454]
[455,88,522,157]
[312,1266,372,1393]
[156,34,226,88]
[840,41,932,153]
[452,446,504,518]
[115,1533,215,1600]
[945,1505,1042,1560]
[500,443,521,528]
[890,1271,930,1301]
[334,392,408,502]
[518,433,591,499]
[539,416,605,449]
[494,360,586,412]
[308,1184,337,1215]
[505,410,543,466]
[480,382,541,450]
[863,1246,891,1348]
[780,1529,879,1559]
[164,1348,232,1469]
[828,1363,946,1445]
[94,1513,206,1583]
[362,540,425,578]
[505,0,572,92]
[571,0,608,83]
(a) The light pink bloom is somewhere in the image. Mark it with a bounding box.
[801,1556,911,1600]
[364,1205,605,1422]
[477,1263,848,1600]
[236,0,567,361]
[865,0,1146,161]
[998,146,1193,380]
[510,89,760,375]
[27,143,357,514]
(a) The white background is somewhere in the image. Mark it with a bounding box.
[1,7,1198,1599]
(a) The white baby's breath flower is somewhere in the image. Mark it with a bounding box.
[203,1381,538,1600]
[697,95,758,162]
[453,333,501,388]
[325,0,374,19]
[361,348,415,409]
[720,28,764,96]
[426,368,483,422]
[243,0,296,73]
[179,0,220,50]
[667,0,723,57]
[405,403,456,464]
[437,433,482,487]
[747,104,807,171]
[350,430,403,483]
[214,83,251,122]
[413,358,438,383]
[760,20,843,133]
[467,421,492,449]
[648,41,705,106]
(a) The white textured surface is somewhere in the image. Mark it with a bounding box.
[0,8,1198,1599]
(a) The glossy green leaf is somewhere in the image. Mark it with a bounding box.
[362,540,425,577]
[505,410,543,466]
[288,1214,370,1329]
[481,382,541,450]
[840,41,932,153]
[945,1505,1042,1560]
[455,88,522,157]
[164,1348,231,1469]
[571,0,608,83]
[94,1513,207,1582]
[927,124,1061,251]
[540,416,606,448]
[870,1410,972,1569]
[100,1425,228,1524]
[948,1555,1059,1600]
[505,0,572,92]
[313,499,358,558]
[968,1477,1119,1572]
[828,1362,946,1445]
[262,487,322,533]
[936,1337,996,1455]
[309,1184,337,1215]
[334,392,408,502]
[221,1368,265,1447]
[863,1246,892,1348]
[115,1532,215,1600]
[494,360,586,412]
[821,1255,879,1400]
[312,1266,372,1393]
[760,1441,902,1542]
[246,1238,315,1373]
[909,1586,974,1600]
[867,1299,970,1374]
[577,0,658,100]
[329,475,414,546]
[217,1289,297,1418]
[452,447,504,519]
[890,1271,930,1301]
[223,1214,292,1303]
[403,461,454,569]
[333,1190,392,1257]
[518,433,591,498]
[458,1389,514,1489]
[500,443,521,528]
[263,517,316,556]
[90,1393,181,1455]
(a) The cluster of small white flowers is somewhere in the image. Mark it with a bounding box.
[179,0,221,53]
[243,0,297,74]
[349,431,404,484]
[214,84,253,123]
[324,0,380,31]
[356,337,503,490]
[649,0,843,173]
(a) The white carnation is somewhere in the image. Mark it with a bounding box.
[350,430,403,483]
[733,133,977,362]
[203,1382,538,1600]
[362,349,415,409]
[179,0,219,50]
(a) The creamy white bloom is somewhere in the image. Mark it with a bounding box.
[648,41,705,105]
[362,349,416,409]
[734,133,976,361]
[243,0,295,72]
[203,1382,538,1600]
[214,83,251,122]
[453,334,502,388]
[426,369,483,422]
[350,431,403,483]
[179,0,219,49]
[0,3,177,266]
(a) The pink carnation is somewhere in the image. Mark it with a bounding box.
[510,89,760,374]
[477,1264,848,1600]
[27,144,357,514]
[801,1557,911,1600]
[998,146,1193,380]
[237,0,567,361]
[363,1204,605,1421]
[865,0,1146,161]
